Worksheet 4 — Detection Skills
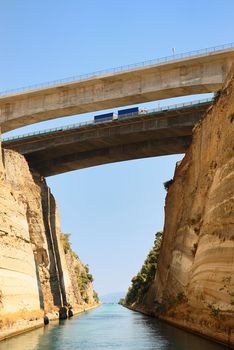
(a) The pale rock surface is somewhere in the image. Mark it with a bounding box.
[0,143,98,337]
[132,65,234,346]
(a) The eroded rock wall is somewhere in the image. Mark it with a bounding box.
[64,251,95,306]
[0,148,42,315]
[131,67,234,346]
[0,143,98,333]
[0,149,70,315]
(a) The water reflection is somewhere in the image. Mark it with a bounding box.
[0,305,229,350]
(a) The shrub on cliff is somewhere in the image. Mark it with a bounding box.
[125,231,163,306]
[85,264,94,282]
[61,233,97,304]
[163,179,174,191]
[75,264,94,301]
[60,233,72,253]
[93,290,99,303]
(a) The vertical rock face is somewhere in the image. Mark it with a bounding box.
[0,149,70,315]
[63,250,95,306]
[0,150,42,315]
[0,145,98,332]
[127,67,234,346]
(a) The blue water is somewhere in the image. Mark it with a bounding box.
[0,304,229,350]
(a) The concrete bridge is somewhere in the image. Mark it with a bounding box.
[0,43,234,133]
[2,99,212,176]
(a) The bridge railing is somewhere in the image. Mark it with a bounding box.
[2,98,213,143]
[0,42,234,97]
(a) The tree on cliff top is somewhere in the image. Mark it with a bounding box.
[125,231,163,306]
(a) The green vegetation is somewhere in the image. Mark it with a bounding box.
[219,276,234,306]
[93,291,99,303]
[154,292,187,315]
[75,263,94,301]
[163,179,174,191]
[201,296,222,321]
[60,232,81,260]
[200,276,234,320]
[207,304,221,320]
[60,233,72,254]
[125,231,163,305]
[60,233,98,304]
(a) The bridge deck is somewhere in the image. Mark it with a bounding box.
[0,44,233,132]
[2,99,212,176]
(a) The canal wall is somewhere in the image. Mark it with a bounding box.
[126,65,234,347]
[0,143,98,337]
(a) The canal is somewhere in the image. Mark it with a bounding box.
[0,304,229,349]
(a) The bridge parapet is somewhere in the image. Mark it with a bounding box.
[3,98,212,143]
[0,43,233,97]
[2,99,211,176]
[0,44,233,133]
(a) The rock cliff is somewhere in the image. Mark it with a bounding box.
[0,143,98,338]
[125,66,234,347]
[60,233,97,306]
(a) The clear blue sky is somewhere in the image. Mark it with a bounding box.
[1,1,233,295]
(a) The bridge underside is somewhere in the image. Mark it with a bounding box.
[32,136,191,176]
[3,103,209,176]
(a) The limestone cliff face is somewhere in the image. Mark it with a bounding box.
[0,144,98,334]
[0,149,42,316]
[129,67,234,346]
[64,251,95,306]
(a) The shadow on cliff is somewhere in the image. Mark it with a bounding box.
[41,182,68,308]
[33,253,45,310]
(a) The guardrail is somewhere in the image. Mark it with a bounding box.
[2,98,213,143]
[0,43,233,97]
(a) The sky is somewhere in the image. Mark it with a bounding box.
[1,0,234,295]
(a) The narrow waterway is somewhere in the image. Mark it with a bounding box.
[0,304,229,350]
